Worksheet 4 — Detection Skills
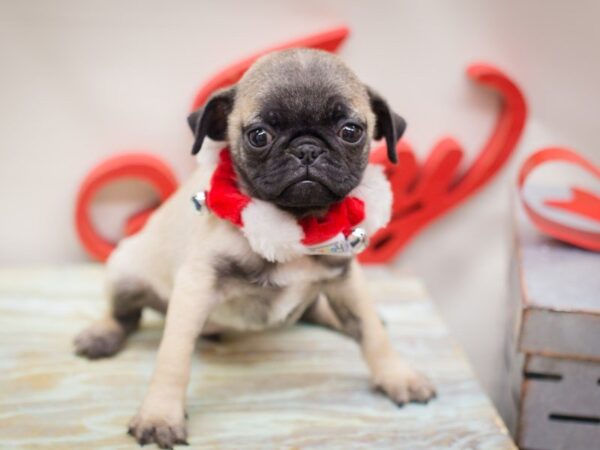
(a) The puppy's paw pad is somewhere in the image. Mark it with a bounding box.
[374,366,436,405]
[128,414,187,449]
[73,324,125,359]
[405,373,436,403]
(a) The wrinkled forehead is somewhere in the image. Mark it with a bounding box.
[233,51,372,127]
[252,85,365,127]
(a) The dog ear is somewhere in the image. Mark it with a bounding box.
[366,87,406,164]
[188,86,236,155]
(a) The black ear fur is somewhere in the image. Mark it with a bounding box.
[188,86,236,155]
[367,87,406,164]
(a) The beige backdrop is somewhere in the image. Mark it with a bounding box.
[2,0,599,409]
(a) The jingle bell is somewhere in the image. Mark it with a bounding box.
[347,227,368,254]
[191,191,209,213]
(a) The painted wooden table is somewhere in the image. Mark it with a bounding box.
[0,265,515,449]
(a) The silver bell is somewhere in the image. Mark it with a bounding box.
[191,191,209,213]
[347,227,368,254]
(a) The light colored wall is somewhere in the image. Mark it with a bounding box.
[2,0,599,407]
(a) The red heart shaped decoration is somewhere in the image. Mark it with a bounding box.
[518,147,600,251]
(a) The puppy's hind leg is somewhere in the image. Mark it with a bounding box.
[74,279,158,359]
[301,294,345,334]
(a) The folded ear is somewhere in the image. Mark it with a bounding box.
[366,87,406,164]
[188,86,236,155]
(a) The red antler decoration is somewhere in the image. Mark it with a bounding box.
[74,27,527,264]
[518,147,600,251]
[359,63,527,263]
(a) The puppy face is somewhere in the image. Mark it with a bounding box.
[189,49,406,214]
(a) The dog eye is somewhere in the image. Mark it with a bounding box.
[247,128,273,148]
[338,124,363,143]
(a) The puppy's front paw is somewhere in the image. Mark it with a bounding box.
[372,360,436,406]
[128,405,187,449]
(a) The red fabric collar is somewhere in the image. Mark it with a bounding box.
[205,149,365,245]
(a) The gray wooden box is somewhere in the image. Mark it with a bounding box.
[502,205,600,450]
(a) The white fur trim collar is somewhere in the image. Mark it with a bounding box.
[195,152,392,263]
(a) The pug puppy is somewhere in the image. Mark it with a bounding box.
[74,48,435,449]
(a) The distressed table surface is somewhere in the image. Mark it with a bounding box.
[0,265,514,450]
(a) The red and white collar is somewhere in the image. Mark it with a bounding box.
[192,148,392,262]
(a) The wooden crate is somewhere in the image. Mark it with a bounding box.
[504,205,600,450]
[0,265,515,449]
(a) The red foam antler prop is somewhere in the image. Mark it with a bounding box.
[518,147,600,251]
[359,63,527,263]
[75,29,527,264]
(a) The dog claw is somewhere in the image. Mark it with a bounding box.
[128,414,187,449]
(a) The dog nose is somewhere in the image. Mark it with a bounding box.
[290,144,325,165]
